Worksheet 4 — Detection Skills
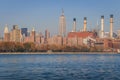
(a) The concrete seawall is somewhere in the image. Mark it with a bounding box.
[0,52,117,54]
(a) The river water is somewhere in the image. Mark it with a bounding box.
[0,53,120,80]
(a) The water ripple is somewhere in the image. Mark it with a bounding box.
[0,54,120,80]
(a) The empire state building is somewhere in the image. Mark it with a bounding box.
[59,9,66,37]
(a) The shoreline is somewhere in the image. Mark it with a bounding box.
[0,52,117,54]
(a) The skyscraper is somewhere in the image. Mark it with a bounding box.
[31,27,36,42]
[45,29,50,44]
[45,29,50,39]
[21,28,28,37]
[4,24,10,42]
[10,25,21,42]
[59,9,66,37]
[13,25,18,30]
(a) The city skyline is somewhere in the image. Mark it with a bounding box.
[0,0,120,36]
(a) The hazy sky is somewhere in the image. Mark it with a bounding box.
[0,0,120,36]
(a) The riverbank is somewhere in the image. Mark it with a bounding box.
[0,51,117,54]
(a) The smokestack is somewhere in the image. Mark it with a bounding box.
[73,18,76,32]
[83,17,87,31]
[110,14,113,38]
[101,16,104,38]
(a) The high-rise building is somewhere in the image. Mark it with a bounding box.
[45,29,50,44]
[117,30,120,38]
[72,18,76,32]
[21,28,28,37]
[4,24,10,42]
[31,27,36,42]
[45,29,50,39]
[24,28,36,43]
[59,9,66,37]
[10,25,21,42]
[13,25,18,30]
[110,14,114,38]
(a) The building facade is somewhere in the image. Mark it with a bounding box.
[21,28,28,37]
[10,25,21,42]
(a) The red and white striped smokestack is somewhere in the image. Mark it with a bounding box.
[83,17,87,31]
[101,16,104,38]
[110,14,113,38]
[73,18,76,32]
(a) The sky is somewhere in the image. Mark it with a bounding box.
[0,0,120,36]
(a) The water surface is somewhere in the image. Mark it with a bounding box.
[0,53,120,80]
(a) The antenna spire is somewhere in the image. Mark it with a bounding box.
[62,8,64,15]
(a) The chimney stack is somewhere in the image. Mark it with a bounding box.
[101,16,104,38]
[110,14,113,38]
[73,18,76,32]
[83,17,87,31]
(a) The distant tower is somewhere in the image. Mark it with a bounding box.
[110,14,113,38]
[4,24,10,42]
[21,28,28,37]
[13,25,18,30]
[59,9,66,37]
[45,29,50,44]
[45,29,50,39]
[31,27,36,42]
[72,18,76,32]
[83,17,87,31]
[10,25,21,42]
[101,16,104,38]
